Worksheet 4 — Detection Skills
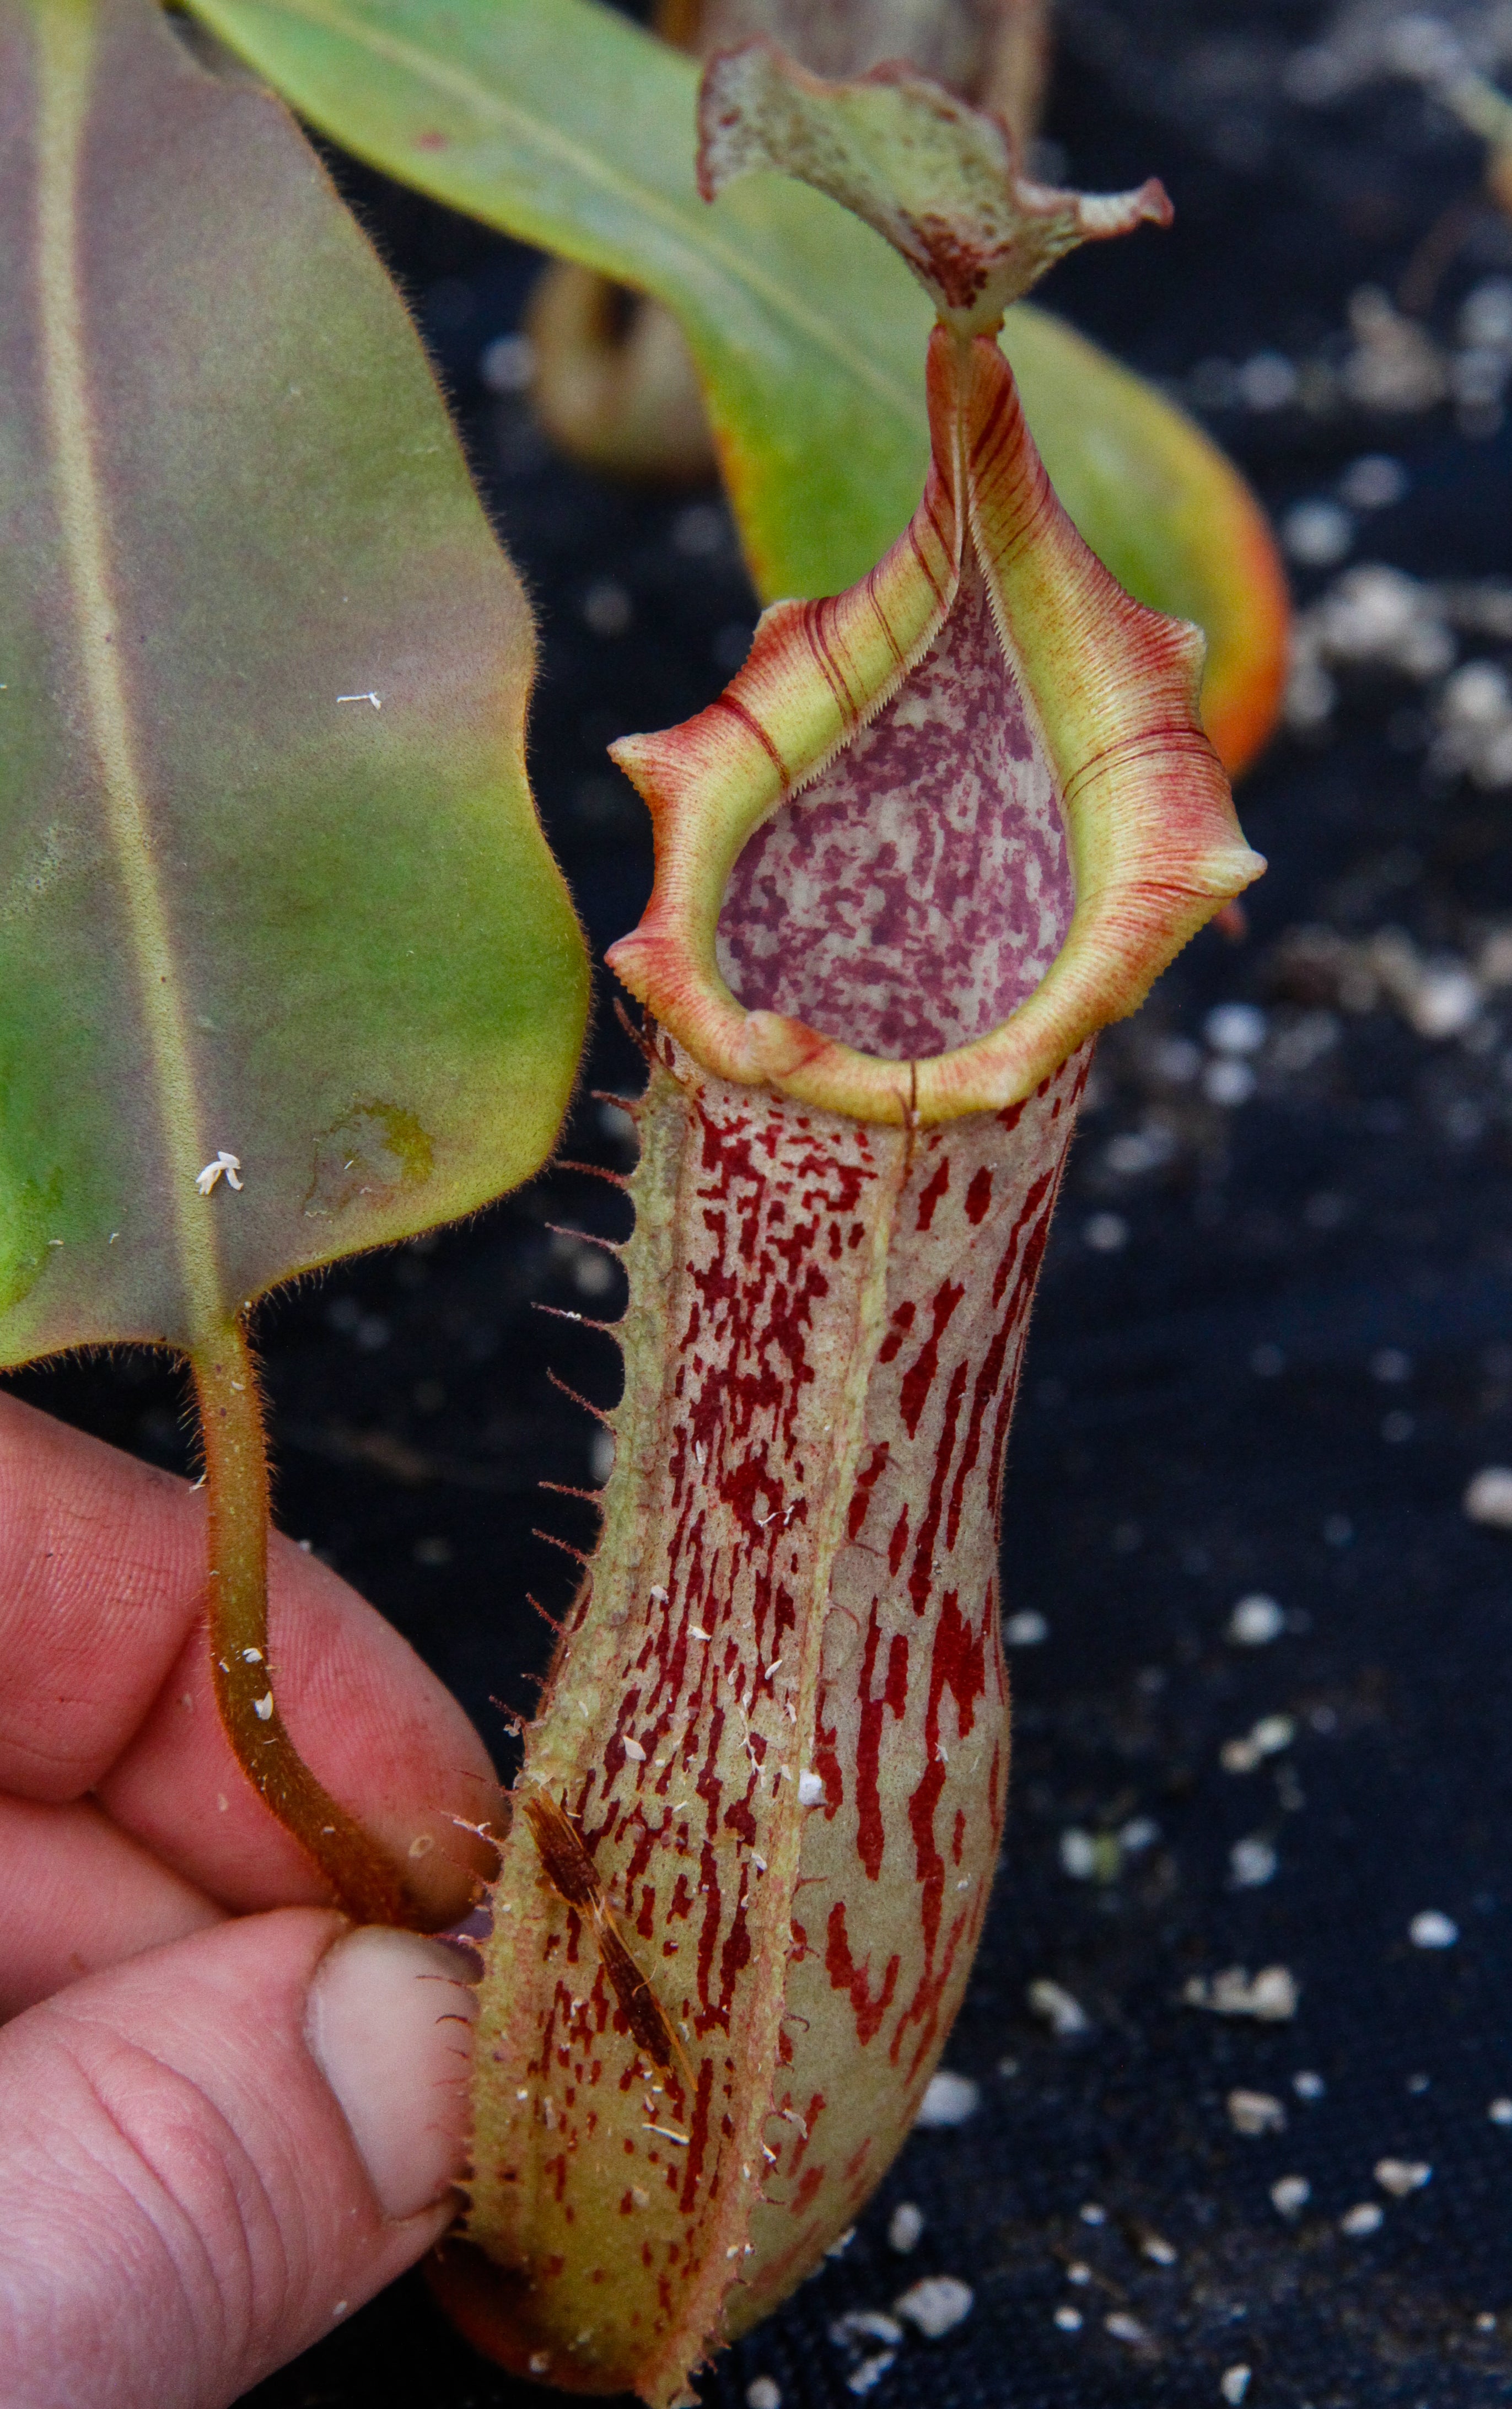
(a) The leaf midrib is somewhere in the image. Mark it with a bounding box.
[205,0,921,422]
[35,2,220,1337]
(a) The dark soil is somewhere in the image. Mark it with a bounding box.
[11,2,1512,2402]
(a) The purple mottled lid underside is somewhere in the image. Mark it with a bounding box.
[715,560,1074,1060]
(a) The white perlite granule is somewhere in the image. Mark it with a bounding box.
[894,2278,973,2338]
[1230,1836,1279,1888]
[1027,1978,1090,2035]
[1375,2157,1432,2196]
[1465,1466,1512,1526]
[845,2354,895,2396]
[1105,2312,1148,2346]
[1227,1593,1285,1646]
[830,2313,903,2349]
[916,2071,980,2127]
[1183,1964,1299,2020]
[1229,2089,1287,2136]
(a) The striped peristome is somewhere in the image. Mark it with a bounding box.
[435,42,1262,2406]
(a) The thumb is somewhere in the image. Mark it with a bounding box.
[0,1910,477,2409]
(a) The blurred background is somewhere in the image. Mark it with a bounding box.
[12,1,1512,2400]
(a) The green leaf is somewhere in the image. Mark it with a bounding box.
[0,0,588,1368]
[180,0,1288,771]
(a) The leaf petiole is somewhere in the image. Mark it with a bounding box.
[193,1319,419,1928]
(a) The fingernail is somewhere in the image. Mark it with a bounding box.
[306,1926,477,2220]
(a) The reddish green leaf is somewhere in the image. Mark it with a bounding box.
[0,0,587,1923]
[0,0,586,1370]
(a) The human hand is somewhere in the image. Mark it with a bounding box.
[0,1393,499,2408]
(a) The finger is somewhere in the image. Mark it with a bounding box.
[0,1391,207,1800]
[0,1910,477,2409]
[97,1525,502,1921]
[0,1794,223,2021]
[0,1394,502,1922]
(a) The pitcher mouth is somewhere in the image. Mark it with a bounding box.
[607,324,1263,1128]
